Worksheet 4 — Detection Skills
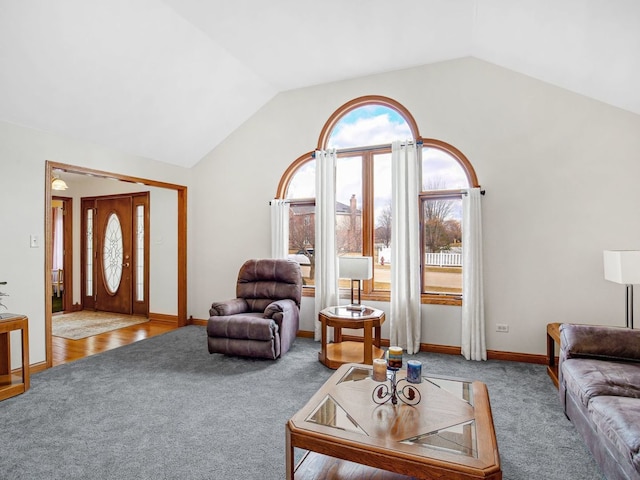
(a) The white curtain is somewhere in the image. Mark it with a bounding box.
[461,188,486,361]
[52,206,64,270]
[270,199,289,259]
[390,141,422,354]
[314,149,339,341]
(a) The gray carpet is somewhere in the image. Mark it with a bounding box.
[0,326,603,480]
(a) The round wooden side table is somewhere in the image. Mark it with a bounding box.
[318,306,385,369]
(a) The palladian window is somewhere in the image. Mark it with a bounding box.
[277,96,479,305]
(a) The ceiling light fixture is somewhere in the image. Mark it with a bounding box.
[51,176,68,191]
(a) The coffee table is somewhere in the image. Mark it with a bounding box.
[286,363,501,479]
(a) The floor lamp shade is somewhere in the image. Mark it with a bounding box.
[604,250,640,285]
[339,256,373,311]
[603,250,640,329]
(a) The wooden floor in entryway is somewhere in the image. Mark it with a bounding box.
[52,320,179,367]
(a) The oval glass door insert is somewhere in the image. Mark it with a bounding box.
[103,212,124,294]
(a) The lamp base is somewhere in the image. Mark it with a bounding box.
[345,303,366,312]
[626,284,634,329]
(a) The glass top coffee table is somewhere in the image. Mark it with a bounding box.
[286,363,501,479]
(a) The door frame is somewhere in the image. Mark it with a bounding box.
[51,196,73,313]
[44,161,188,369]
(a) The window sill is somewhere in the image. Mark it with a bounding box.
[301,287,462,306]
[420,293,462,306]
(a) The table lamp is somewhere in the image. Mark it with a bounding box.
[339,256,373,311]
[603,250,640,329]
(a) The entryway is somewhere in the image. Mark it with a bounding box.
[44,160,188,369]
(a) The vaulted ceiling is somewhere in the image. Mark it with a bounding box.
[1,0,638,168]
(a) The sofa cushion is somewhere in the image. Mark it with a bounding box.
[589,396,640,474]
[561,324,640,362]
[207,313,278,341]
[562,358,640,407]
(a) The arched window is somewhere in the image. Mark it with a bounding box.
[277,96,479,304]
[419,140,477,300]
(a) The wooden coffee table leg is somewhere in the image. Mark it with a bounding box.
[286,423,294,480]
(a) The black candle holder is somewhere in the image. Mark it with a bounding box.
[371,367,421,406]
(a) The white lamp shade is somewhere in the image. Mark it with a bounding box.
[338,256,373,280]
[604,250,640,284]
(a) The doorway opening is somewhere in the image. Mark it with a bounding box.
[45,161,188,369]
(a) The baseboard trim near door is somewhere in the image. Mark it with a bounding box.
[188,317,208,326]
[148,313,179,325]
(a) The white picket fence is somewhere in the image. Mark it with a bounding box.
[425,252,462,267]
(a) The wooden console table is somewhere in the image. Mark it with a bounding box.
[0,313,30,401]
[546,322,561,388]
[318,306,385,369]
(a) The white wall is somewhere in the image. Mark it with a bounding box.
[190,57,640,355]
[0,121,189,365]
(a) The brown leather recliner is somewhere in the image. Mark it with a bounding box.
[207,259,302,359]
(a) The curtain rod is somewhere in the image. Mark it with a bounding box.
[312,140,424,157]
[269,199,312,205]
[270,190,485,205]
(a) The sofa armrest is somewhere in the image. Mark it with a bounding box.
[209,298,249,317]
[560,324,640,363]
[263,299,297,319]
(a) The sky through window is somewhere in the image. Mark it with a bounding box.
[327,105,412,149]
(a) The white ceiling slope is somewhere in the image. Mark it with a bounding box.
[0,0,638,168]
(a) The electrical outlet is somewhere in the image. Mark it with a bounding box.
[496,323,509,333]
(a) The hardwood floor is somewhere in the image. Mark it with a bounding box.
[52,319,179,367]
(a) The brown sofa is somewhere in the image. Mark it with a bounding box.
[559,324,640,480]
[207,259,302,359]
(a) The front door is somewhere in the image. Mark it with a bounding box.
[82,192,150,315]
[95,196,133,314]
